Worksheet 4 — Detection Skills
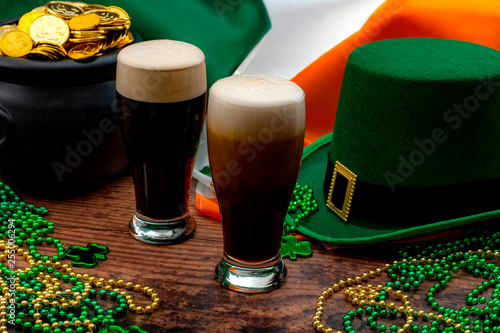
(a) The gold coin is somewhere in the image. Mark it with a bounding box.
[108,6,131,29]
[28,44,65,60]
[36,42,68,57]
[72,2,88,8]
[68,13,100,31]
[1,3,132,59]
[119,31,134,44]
[71,29,106,37]
[30,15,70,46]
[29,49,56,60]
[83,4,108,11]
[99,25,125,31]
[68,41,101,60]
[69,35,106,43]
[108,5,130,19]
[101,30,123,50]
[0,30,33,58]
[0,25,17,38]
[86,9,120,24]
[113,31,133,50]
[112,18,131,25]
[18,12,44,34]
[101,19,130,28]
[28,49,53,60]
[46,1,84,18]
[31,6,47,13]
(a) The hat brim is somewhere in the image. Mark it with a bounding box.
[287,133,500,246]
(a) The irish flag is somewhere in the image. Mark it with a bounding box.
[193,0,500,220]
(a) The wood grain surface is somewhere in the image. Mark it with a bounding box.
[4,170,492,333]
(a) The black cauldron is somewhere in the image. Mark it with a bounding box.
[0,18,140,191]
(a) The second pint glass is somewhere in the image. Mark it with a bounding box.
[116,40,206,245]
[207,75,305,292]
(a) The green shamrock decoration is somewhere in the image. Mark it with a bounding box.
[98,325,149,333]
[199,165,211,176]
[64,243,109,268]
[280,234,312,261]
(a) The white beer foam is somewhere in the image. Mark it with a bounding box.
[116,40,206,103]
[208,75,305,137]
[210,75,304,108]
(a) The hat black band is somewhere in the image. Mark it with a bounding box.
[324,154,500,225]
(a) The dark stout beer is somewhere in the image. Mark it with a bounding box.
[208,134,303,262]
[116,39,206,244]
[208,75,305,292]
[118,93,206,219]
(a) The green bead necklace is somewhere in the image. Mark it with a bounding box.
[0,181,160,333]
[280,183,319,260]
[313,228,500,333]
[284,183,319,235]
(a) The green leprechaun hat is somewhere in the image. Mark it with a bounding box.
[289,37,500,245]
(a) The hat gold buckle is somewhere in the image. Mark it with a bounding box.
[326,161,357,222]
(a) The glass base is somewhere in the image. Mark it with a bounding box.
[129,212,196,245]
[215,254,287,293]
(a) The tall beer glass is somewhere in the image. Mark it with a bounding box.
[116,40,206,245]
[207,75,305,292]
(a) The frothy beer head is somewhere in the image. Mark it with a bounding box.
[116,40,206,103]
[208,75,305,138]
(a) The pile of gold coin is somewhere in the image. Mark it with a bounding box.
[0,1,133,60]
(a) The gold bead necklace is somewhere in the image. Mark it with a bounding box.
[0,181,161,332]
[312,229,500,333]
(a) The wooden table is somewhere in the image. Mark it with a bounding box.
[6,171,492,333]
